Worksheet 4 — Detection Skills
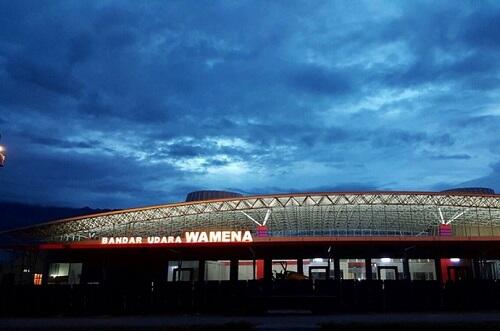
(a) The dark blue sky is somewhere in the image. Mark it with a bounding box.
[1,1,500,208]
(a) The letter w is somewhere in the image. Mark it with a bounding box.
[185,232,199,243]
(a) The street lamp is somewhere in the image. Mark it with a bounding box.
[0,145,5,167]
[0,134,5,167]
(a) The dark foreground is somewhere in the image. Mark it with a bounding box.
[2,280,500,316]
[1,313,500,331]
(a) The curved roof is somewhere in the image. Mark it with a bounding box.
[5,191,500,243]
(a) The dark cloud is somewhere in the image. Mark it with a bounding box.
[289,65,352,96]
[78,92,113,117]
[5,57,83,97]
[167,144,203,158]
[371,131,454,149]
[456,162,500,193]
[93,6,138,32]
[104,29,137,50]
[430,154,472,160]
[242,183,380,196]
[23,134,99,150]
[0,144,185,208]
[68,33,94,64]
[461,10,500,49]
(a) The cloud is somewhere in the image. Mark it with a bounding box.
[68,33,94,64]
[430,154,472,160]
[23,134,99,150]
[5,57,83,97]
[0,145,186,208]
[1,1,500,211]
[241,182,380,196]
[457,162,500,192]
[289,65,352,96]
[461,10,500,49]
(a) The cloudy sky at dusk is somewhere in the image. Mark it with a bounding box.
[1,1,500,209]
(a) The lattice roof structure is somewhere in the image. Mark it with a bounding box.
[4,192,500,244]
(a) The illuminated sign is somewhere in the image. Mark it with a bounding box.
[101,230,253,245]
[439,224,452,236]
[256,225,268,237]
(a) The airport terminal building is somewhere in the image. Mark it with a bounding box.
[1,188,500,314]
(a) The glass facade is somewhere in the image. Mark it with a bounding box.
[205,260,230,281]
[167,260,199,281]
[372,258,404,280]
[409,259,436,280]
[302,258,334,280]
[272,259,297,279]
[339,259,367,280]
[238,260,257,280]
[48,263,82,284]
[481,260,500,279]
[37,257,499,290]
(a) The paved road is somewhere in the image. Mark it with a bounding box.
[1,312,500,330]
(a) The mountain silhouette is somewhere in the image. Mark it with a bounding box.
[0,201,114,231]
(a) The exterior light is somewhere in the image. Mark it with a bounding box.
[313,258,324,263]
[450,258,460,263]
[0,145,5,167]
[381,258,392,263]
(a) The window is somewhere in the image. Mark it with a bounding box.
[409,259,436,281]
[167,261,199,281]
[340,259,366,280]
[33,273,42,285]
[205,260,230,281]
[238,260,256,280]
[48,263,82,285]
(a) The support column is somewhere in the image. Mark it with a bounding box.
[263,258,273,296]
[334,258,341,280]
[198,260,205,281]
[102,256,109,285]
[365,258,372,280]
[230,259,238,281]
[297,259,304,275]
[149,262,166,284]
[434,258,442,283]
[264,258,273,281]
[472,259,481,280]
[403,258,411,280]
[41,260,50,286]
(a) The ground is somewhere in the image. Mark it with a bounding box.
[1,312,500,330]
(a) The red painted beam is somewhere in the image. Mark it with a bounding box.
[37,236,500,250]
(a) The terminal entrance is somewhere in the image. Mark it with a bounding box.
[377,266,399,280]
[447,266,470,281]
[308,266,329,280]
[173,268,194,281]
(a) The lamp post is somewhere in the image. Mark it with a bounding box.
[0,146,5,167]
[0,134,5,167]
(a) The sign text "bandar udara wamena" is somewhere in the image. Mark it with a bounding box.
[101,230,253,245]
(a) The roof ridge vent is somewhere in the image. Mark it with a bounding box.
[441,187,495,195]
[185,190,243,202]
